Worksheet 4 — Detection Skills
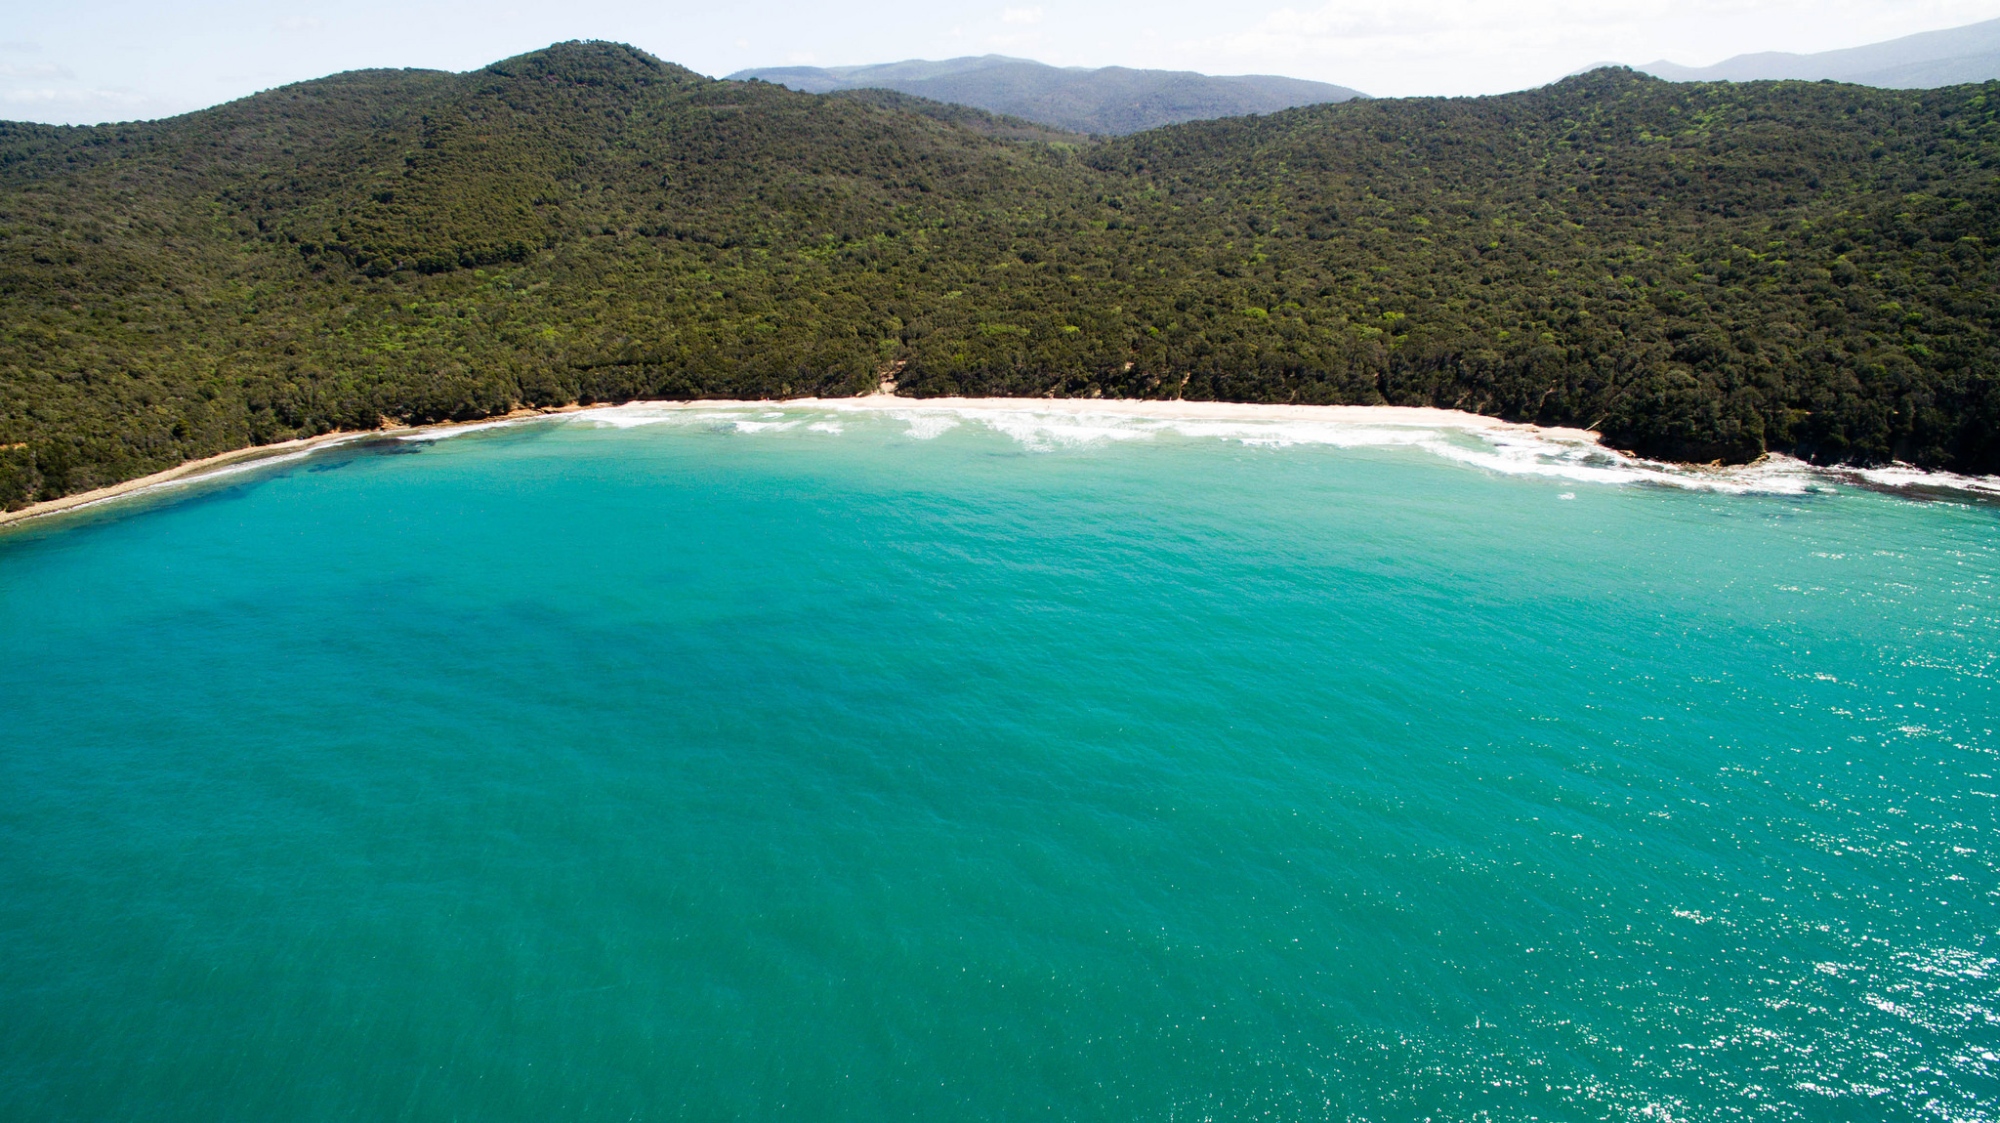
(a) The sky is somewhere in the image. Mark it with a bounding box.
[6,0,2000,125]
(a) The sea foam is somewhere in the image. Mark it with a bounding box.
[405,400,2000,501]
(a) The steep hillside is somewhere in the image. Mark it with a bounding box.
[0,43,1087,500]
[729,56,1365,135]
[823,88,1084,144]
[3,44,1999,507]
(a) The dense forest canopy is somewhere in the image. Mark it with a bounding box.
[2,40,1998,507]
[727,55,1366,135]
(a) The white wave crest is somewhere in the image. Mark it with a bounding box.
[386,400,2000,500]
[889,411,960,440]
[975,410,1156,450]
[569,404,750,430]
[397,419,527,442]
[1847,463,2000,499]
[819,401,1840,495]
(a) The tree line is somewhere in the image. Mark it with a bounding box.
[2,40,1996,507]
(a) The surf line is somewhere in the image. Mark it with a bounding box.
[0,398,1571,529]
[6,397,1996,528]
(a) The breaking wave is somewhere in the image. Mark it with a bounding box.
[420,400,2000,500]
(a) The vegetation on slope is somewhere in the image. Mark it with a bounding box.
[729,55,1365,135]
[822,88,1084,144]
[2,40,1998,507]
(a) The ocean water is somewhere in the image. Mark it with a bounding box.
[2,403,1996,1122]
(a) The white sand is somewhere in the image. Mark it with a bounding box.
[6,396,1991,529]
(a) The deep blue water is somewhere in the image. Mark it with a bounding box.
[2,404,1996,1121]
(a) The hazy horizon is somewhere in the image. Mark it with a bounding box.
[6,0,2000,126]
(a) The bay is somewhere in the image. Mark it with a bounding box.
[2,404,1995,1121]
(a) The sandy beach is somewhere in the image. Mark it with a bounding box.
[0,430,369,531]
[0,405,604,530]
[767,395,1604,443]
[0,397,1608,530]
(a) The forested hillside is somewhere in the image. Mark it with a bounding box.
[729,55,1364,135]
[3,40,1998,507]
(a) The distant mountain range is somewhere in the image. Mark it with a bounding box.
[1637,16,2000,87]
[726,56,1365,135]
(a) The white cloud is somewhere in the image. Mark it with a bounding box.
[2,85,149,106]
[0,61,75,80]
[1001,6,1044,24]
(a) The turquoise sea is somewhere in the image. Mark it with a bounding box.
[2,403,1996,1121]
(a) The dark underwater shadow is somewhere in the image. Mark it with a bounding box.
[0,421,563,550]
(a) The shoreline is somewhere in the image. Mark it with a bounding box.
[2,396,1992,529]
[765,395,1603,441]
[0,397,1592,529]
[0,404,598,531]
